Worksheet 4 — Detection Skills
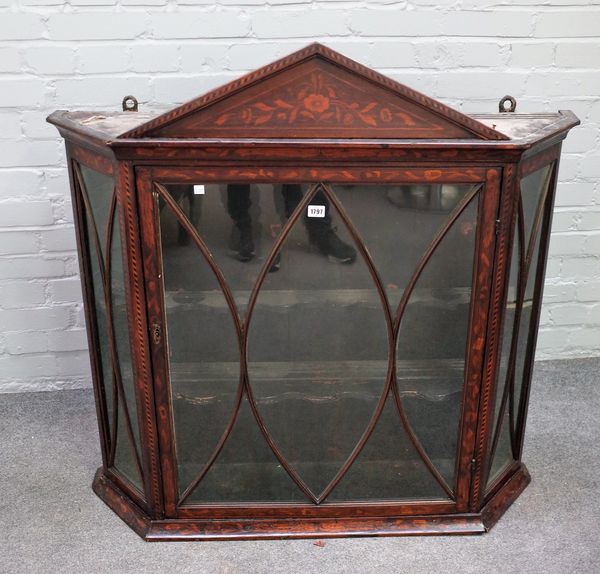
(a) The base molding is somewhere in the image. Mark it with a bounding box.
[92,464,531,541]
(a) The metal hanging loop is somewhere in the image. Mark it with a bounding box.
[122,95,139,112]
[499,95,516,113]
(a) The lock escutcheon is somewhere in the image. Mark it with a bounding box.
[152,322,161,345]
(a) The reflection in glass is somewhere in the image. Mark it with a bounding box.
[158,193,241,496]
[187,396,307,503]
[488,237,519,484]
[396,198,478,488]
[79,165,113,260]
[336,183,478,492]
[110,213,143,490]
[247,185,387,497]
[159,181,479,502]
[161,183,358,318]
[334,184,473,310]
[330,395,446,500]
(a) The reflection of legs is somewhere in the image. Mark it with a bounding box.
[281,183,304,219]
[281,184,356,264]
[271,183,307,272]
[226,184,255,261]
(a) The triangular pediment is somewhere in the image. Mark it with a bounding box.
[120,44,507,140]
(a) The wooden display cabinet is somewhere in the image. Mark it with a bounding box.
[48,43,579,540]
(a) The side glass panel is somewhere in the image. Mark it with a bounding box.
[486,164,553,489]
[158,180,481,504]
[110,213,143,486]
[77,163,143,492]
[488,237,519,484]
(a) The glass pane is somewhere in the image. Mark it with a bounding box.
[158,194,242,496]
[186,396,306,503]
[84,212,113,450]
[110,210,143,490]
[162,183,291,317]
[334,183,474,310]
[487,242,523,486]
[513,165,553,436]
[163,180,480,503]
[520,165,552,250]
[330,395,447,501]
[79,164,114,260]
[78,164,142,490]
[247,185,389,497]
[487,236,519,484]
[511,225,543,436]
[396,198,479,487]
[486,164,554,489]
[489,409,513,482]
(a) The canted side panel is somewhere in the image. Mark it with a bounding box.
[483,147,561,496]
[516,152,562,459]
[66,144,111,470]
[69,147,147,509]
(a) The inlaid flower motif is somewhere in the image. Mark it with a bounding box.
[303,94,330,113]
[214,71,427,130]
[380,108,392,123]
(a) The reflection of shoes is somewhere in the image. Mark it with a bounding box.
[310,227,357,264]
[235,226,255,262]
[269,252,281,273]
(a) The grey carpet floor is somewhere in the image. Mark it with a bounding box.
[1,358,599,574]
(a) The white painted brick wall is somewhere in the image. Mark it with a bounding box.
[0,0,599,392]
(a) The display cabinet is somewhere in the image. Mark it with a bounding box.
[48,43,578,540]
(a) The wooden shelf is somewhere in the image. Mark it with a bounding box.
[164,286,472,310]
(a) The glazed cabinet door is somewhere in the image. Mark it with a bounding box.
[137,166,501,518]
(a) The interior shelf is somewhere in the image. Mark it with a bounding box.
[164,286,472,310]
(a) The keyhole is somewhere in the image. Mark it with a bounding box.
[152,323,161,345]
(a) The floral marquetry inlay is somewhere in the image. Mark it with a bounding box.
[148,54,490,139]
[214,71,425,131]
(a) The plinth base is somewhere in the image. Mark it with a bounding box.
[92,464,530,541]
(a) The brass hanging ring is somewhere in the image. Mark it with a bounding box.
[499,95,516,113]
[122,95,139,112]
